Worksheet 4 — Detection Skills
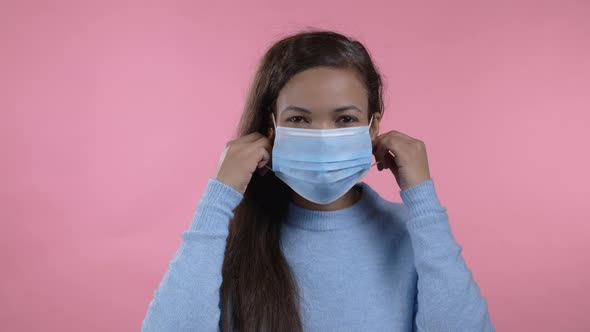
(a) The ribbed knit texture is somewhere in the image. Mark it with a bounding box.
[142,178,495,331]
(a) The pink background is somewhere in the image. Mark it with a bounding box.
[2,1,589,331]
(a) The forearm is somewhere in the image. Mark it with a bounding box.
[141,179,243,331]
[401,179,495,332]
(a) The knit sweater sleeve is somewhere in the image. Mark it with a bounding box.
[141,178,243,332]
[400,179,495,332]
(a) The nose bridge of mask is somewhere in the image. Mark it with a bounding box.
[267,112,375,171]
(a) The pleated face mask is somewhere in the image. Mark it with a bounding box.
[269,113,376,204]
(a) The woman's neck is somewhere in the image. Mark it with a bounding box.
[290,186,362,211]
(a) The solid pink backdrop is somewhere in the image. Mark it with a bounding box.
[1,1,589,331]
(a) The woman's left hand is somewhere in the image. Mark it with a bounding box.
[372,130,432,191]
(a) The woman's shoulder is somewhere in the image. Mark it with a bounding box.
[360,179,444,217]
[357,182,413,235]
[359,179,447,235]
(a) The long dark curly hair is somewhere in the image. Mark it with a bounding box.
[219,28,386,332]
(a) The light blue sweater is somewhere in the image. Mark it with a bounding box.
[141,178,495,331]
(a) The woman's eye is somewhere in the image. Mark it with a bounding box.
[337,115,358,123]
[286,116,308,123]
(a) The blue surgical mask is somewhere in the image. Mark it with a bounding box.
[269,114,376,204]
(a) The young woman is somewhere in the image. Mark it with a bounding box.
[141,30,495,332]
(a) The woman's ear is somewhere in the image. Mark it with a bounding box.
[369,111,382,140]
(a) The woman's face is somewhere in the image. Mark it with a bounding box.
[273,67,380,136]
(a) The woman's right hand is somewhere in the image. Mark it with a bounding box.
[214,132,272,195]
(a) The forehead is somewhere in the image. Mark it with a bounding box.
[276,67,368,113]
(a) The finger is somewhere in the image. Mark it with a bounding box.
[392,130,417,142]
[373,136,394,169]
[372,138,386,170]
[372,134,387,159]
[381,129,414,140]
[252,135,272,149]
[372,133,396,157]
[371,133,385,151]
[382,149,398,170]
[254,146,271,169]
[384,151,397,170]
[258,151,271,175]
[235,132,265,144]
[253,136,272,160]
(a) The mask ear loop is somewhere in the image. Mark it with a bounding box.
[271,112,277,129]
[264,113,277,172]
[367,114,395,168]
[369,114,380,167]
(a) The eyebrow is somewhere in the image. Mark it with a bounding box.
[281,105,362,114]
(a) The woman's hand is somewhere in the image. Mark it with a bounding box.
[372,130,432,191]
[214,132,272,195]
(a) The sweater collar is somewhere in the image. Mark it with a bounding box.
[284,182,378,231]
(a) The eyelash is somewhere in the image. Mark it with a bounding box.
[285,116,359,123]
